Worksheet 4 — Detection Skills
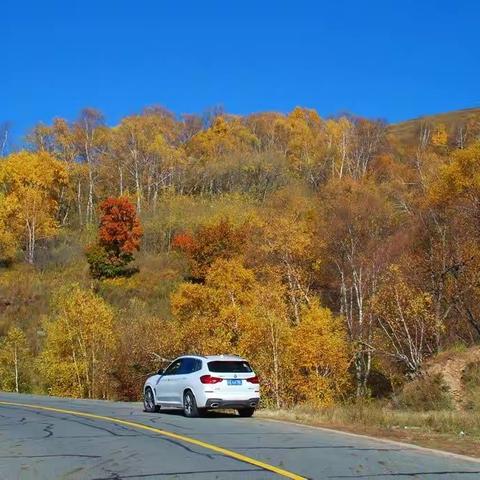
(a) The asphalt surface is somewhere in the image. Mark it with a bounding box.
[1,393,479,480]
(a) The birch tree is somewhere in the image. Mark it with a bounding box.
[0,122,10,157]
[371,266,437,375]
[73,109,109,224]
[0,326,31,393]
[38,284,116,399]
[0,151,68,263]
[321,178,396,396]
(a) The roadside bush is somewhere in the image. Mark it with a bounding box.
[463,361,480,411]
[396,373,453,411]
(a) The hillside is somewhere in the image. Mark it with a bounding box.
[426,347,480,409]
[390,107,480,144]
[0,105,480,413]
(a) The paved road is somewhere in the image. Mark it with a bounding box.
[1,393,479,480]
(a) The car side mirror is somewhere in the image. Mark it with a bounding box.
[157,369,164,375]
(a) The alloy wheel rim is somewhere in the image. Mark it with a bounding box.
[185,394,192,414]
[145,390,154,409]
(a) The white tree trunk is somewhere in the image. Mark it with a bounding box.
[14,342,19,393]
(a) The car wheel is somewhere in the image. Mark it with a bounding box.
[237,407,255,417]
[183,390,202,417]
[144,387,159,413]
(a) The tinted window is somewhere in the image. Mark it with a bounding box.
[179,358,202,374]
[208,361,252,373]
[163,360,182,376]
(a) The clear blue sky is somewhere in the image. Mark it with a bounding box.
[3,0,480,145]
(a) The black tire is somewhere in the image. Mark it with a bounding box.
[144,387,160,413]
[237,407,255,417]
[183,390,202,418]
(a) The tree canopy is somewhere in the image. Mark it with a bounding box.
[2,105,480,405]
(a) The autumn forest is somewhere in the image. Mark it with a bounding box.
[1,106,480,409]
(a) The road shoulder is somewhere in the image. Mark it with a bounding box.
[257,410,480,462]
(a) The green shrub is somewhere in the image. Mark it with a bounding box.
[85,244,136,279]
[397,373,453,411]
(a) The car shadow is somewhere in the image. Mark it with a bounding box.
[157,408,241,419]
[204,410,241,419]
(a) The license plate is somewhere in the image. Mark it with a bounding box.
[227,379,242,386]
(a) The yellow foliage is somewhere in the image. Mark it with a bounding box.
[171,258,296,405]
[236,282,293,407]
[0,151,68,263]
[274,107,325,175]
[186,116,259,160]
[171,258,256,354]
[291,303,350,407]
[0,326,31,392]
[325,117,353,177]
[429,141,480,206]
[257,187,316,323]
[370,266,437,374]
[431,123,448,147]
[171,257,349,407]
[0,193,18,260]
[38,284,116,398]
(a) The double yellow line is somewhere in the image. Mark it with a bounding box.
[0,401,306,479]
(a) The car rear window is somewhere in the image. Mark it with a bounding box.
[207,361,252,373]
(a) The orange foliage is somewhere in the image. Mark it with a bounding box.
[172,219,250,279]
[171,232,196,253]
[99,197,143,255]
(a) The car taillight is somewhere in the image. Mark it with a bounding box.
[200,375,223,384]
[246,375,260,384]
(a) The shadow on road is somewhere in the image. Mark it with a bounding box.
[147,408,245,419]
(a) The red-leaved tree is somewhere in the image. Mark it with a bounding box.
[86,197,143,278]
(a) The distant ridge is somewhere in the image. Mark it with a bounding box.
[390,107,480,143]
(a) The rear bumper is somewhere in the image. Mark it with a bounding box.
[205,398,259,409]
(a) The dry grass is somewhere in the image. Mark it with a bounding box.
[389,107,480,144]
[258,403,480,458]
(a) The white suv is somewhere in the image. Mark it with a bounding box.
[143,355,260,417]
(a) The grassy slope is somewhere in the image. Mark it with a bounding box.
[259,346,480,459]
[258,405,480,459]
[389,107,480,144]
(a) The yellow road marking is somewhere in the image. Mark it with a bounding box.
[0,401,306,480]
